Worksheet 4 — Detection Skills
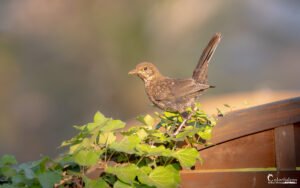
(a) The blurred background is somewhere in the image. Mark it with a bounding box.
[0,0,300,162]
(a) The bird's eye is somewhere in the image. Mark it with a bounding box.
[143,67,148,71]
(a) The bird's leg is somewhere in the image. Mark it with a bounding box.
[173,118,187,136]
[173,111,193,136]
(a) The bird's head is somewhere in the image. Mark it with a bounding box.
[128,62,161,82]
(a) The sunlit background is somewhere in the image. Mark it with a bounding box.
[1,0,300,162]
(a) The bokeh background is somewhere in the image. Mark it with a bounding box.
[1,0,300,162]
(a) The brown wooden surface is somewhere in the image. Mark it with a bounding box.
[295,123,300,167]
[275,125,296,171]
[86,97,300,186]
[181,171,300,188]
[200,97,300,149]
[197,130,275,169]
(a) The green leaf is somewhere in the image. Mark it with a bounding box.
[82,112,110,133]
[73,124,86,131]
[150,132,168,143]
[114,180,132,188]
[18,163,35,179]
[136,144,172,157]
[138,165,180,188]
[198,127,212,140]
[139,166,152,175]
[174,127,200,141]
[70,136,99,154]
[86,122,102,132]
[0,185,18,188]
[137,115,155,128]
[73,150,101,166]
[11,174,27,185]
[172,148,200,168]
[106,164,139,184]
[60,130,89,147]
[69,143,80,154]
[37,171,61,188]
[94,111,107,123]
[136,129,148,140]
[0,166,17,177]
[99,132,116,145]
[28,156,50,173]
[0,155,17,166]
[84,177,109,188]
[144,115,155,127]
[100,120,125,132]
[194,103,202,109]
[110,135,141,154]
[163,111,178,118]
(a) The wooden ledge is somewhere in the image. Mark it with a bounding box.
[199,97,300,150]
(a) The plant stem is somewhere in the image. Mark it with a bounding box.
[136,156,145,166]
[107,151,115,162]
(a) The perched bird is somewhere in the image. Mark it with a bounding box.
[129,33,221,113]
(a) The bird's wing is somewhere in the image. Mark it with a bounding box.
[153,78,210,101]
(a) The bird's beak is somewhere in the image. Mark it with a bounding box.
[128,69,138,75]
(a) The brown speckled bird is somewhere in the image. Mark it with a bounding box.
[129,33,221,113]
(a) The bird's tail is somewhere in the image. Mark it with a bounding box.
[192,33,221,84]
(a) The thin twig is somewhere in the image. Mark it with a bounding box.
[173,112,193,136]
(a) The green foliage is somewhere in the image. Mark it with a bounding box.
[0,156,62,188]
[0,106,216,187]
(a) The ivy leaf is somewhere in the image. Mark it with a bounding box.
[18,163,35,179]
[37,171,61,188]
[94,111,107,124]
[138,165,180,188]
[99,120,125,132]
[31,156,50,171]
[11,174,26,185]
[73,124,86,131]
[174,127,200,141]
[69,143,80,154]
[163,111,178,119]
[139,166,152,175]
[106,164,139,184]
[136,144,172,157]
[137,115,155,128]
[68,137,95,154]
[86,122,102,132]
[198,127,212,140]
[113,180,132,188]
[0,155,17,166]
[73,150,102,166]
[99,132,116,145]
[0,185,17,188]
[0,166,17,177]
[144,115,155,127]
[84,177,109,188]
[110,135,141,154]
[150,132,168,143]
[136,129,148,140]
[82,111,110,133]
[172,148,200,168]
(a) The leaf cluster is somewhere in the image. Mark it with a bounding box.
[0,155,61,188]
[0,105,216,188]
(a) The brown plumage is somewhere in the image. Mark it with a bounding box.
[129,33,221,113]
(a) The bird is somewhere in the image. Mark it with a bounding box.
[129,33,221,114]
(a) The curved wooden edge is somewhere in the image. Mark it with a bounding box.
[198,97,300,150]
